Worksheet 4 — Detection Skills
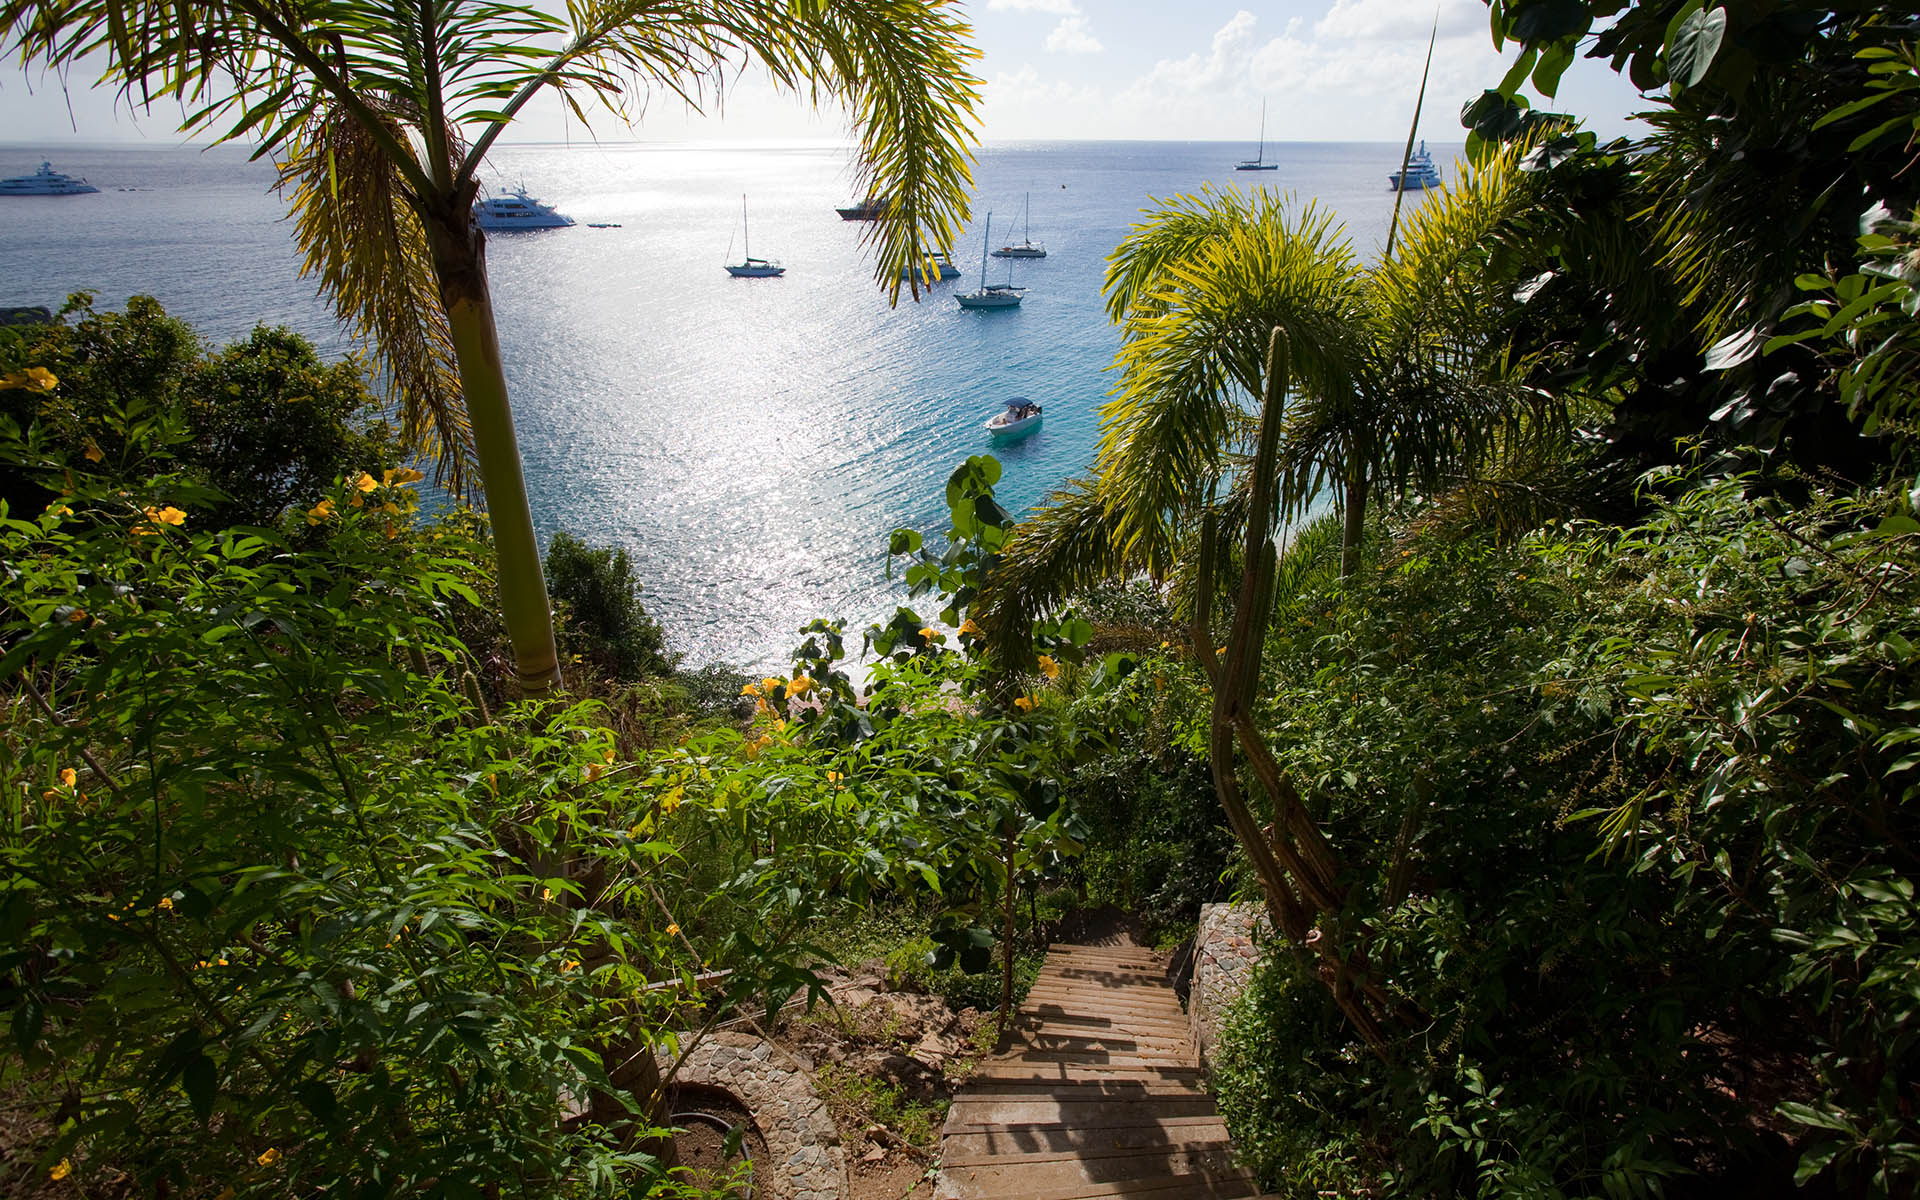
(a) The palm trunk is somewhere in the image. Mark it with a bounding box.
[1000,827,1018,1036]
[421,196,563,696]
[1340,468,1370,579]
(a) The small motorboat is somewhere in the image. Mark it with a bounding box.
[899,251,962,282]
[986,398,1043,439]
[836,196,886,221]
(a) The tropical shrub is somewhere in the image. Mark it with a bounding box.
[545,529,677,682]
[0,295,399,527]
[1202,475,1920,1196]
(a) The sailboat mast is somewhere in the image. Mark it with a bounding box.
[979,212,992,289]
[1258,100,1267,164]
[741,194,750,261]
[1023,192,1031,244]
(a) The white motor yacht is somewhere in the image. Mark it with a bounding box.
[473,186,574,231]
[0,162,99,196]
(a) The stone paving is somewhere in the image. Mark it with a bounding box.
[1189,903,1270,1069]
[666,1030,850,1200]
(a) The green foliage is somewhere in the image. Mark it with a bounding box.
[0,441,693,1194]
[0,295,399,527]
[811,1062,948,1149]
[545,529,677,682]
[1200,477,1920,1196]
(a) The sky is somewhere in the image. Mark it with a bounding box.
[0,0,1652,146]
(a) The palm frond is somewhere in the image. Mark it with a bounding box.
[278,99,475,493]
[978,476,1149,666]
[453,0,982,298]
[1100,188,1363,552]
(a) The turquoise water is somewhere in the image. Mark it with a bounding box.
[0,140,1438,666]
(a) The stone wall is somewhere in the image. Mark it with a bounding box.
[1189,902,1270,1068]
[665,1030,849,1200]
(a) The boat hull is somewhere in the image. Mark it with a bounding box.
[1234,163,1278,171]
[957,292,1022,309]
[1387,173,1441,191]
[725,264,785,277]
[987,414,1043,439]
[991,246,1047,259]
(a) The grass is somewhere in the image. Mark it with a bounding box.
[812,1062,950,1150]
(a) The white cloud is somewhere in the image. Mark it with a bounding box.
[1122,10,1260,97]
[988,63,1105,110]
[1314,0,1483,41]
[987,0,1080,12]
[1046,15,1104,54]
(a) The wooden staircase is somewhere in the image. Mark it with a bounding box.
[935,944,1274,1199]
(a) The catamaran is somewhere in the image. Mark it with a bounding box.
[724,195,785,278]
[956,212,1025,310]
[991,192,1047,258]
[1235,101,1279,171]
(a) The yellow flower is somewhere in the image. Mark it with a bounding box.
[68,608,88,623]
[919,626,945,643]
[1159,640,1170,650]
[355,472,380,492]
[603,747,616,764]
[826,771,843,785]
[1,366,58,393]
[759,675,784,695]
[83,439,104,463]
[541,887,554,901]
[58,767,77,788]
[1013,695,1036,712]
[50,1158,72,1180]
[306,498,335,526]
[959,618,983,635]
[561,959,580,973]
[740,682,762,697]
[257,1147,282,1166]
[383,466,425,486]
[586,762,604,782]
[1037,654,1060,679]
[787,674,814,697]
[144,505,187,527]
[157,896,174,911]
[665,923,680,936]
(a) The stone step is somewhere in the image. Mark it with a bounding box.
[938,1142,1242,1195]
[942,1116,1230,1158]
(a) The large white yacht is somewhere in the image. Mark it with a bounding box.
[473,186,573,231]
[0,162,99,196]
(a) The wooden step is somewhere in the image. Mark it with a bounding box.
[968,1061,1208,1084]
[947,1096,1224,1128]
[943,1117,1230,1158]
[939,1143,1242,1195]
[941,1171,1269,1200]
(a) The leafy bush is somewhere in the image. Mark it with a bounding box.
[1194,476,1919,1196]
[545,529,676,681]
[0,294,398,527]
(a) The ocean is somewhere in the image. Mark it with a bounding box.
[0,139,1439,668]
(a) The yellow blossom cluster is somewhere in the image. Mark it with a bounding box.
[132,505,187,536]
[1,365,58,393]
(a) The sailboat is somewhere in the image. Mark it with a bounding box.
[1235,101,1279,171]
[991,192,1047,258]
[724,195,784,277]
[956,212,1025,310]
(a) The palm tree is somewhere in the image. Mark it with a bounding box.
[980,142,1555,649]
[1,0,982,694]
